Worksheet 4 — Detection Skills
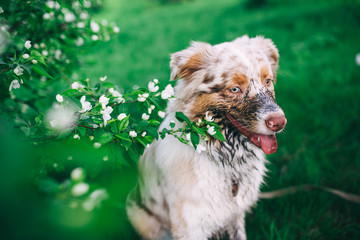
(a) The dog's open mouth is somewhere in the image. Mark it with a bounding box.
[225,113,277,155]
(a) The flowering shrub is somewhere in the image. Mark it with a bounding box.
[0,2,224,237]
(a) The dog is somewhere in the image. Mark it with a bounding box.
[126,35,287,240]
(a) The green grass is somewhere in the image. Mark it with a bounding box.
[80,0,360,239]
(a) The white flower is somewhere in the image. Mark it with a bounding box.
[89,136,94,141]
[356,53,360,66]
[205,111,214,122]
[71,182,89,197]
[101,106,113,126]
[94,142,101,148]
[117,113,127,121]
[64,12,76,22]
[55,49,61,59]
[80,95,92,113]
[196,143,206,154]
[77,22,85,28]
[100,75,107,81]
[161,84,175,99]
[158,111,166,118]
[84,0,91,8]
[111,89,125,103]
[153,79,159,84]
[56,94,63,103]
[148,81,159,92]
[99,95,109,109]
[101,19,108,26]
[71,82,85,89]
[43,13,51,19]
[113,26,120,33]
[24,40,31,49]
[47,105,76,130]
[23,53,29,59]
[82,189,108,212]
[14,66,23,76]
[9,80,20,91]
[80,11,89,19]
[73,134,80,140]
[90,20,100,33]
[42,50,48,56]
[137,94,146,102]
[142,113,150,121]
[71,167,85,181]
[0,7,3,14]
[91,35,99,41]
[129,131,137,138]
[76,37,84,47]
[103,155,109,161]
[207,126,216,136]
[141,132,147,137]
[186,133,191,141]
[46,1,59,9]
[32,59,38,64]
[40,43,45,48]
[197,119,202,126]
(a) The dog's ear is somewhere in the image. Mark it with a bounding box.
[256,37,279,74]
[170,41,212,81]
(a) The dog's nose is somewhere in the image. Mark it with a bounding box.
[265,114,287,132]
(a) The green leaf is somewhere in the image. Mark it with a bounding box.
[114,133,132,150]
[191,125,207,136]
[31,50,47,65]
[170,121,175,128]
[190,132,200,148]
[61,89,79,96]
[32,64,54,79]
[77,126,86,136]
[99,132,115,145]
[137,120,148,131]
[212,129,226,142]
[175,112,190,124]
[102,82,115,88]
[146,127,159,140]
[160,128,171,139]
[135,137,147,148]
[118,116,130,132]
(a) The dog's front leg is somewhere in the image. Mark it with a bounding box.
[168,200,211,240]
[226,213,247,240]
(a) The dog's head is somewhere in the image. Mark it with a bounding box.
[169,36,287,154]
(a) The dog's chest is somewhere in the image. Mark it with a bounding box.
[203,130,267,211]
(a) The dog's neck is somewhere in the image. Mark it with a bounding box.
[208,128,265,167]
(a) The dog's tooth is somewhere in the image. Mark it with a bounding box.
[257,137,260,143]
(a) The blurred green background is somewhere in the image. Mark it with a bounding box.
[2,0,360,239]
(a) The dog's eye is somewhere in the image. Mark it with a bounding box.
[265,79,273,86]
[230,87,241,93]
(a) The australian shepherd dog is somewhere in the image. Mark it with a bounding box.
[126,35,287,240]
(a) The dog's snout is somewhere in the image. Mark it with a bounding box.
[265,114,287,132]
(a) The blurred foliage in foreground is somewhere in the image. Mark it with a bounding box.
[0,1,226,239]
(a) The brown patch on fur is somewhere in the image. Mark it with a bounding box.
[260,65,273,86]
[221,72,228,80]
[231,73,249,93]
[210,82,226,92]
[203,74,215,84]
[190,93,222,121]
[179,52,203,80]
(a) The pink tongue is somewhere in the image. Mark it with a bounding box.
[259,134,277,155]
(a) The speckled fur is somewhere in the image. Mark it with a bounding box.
[126,36,285,240]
